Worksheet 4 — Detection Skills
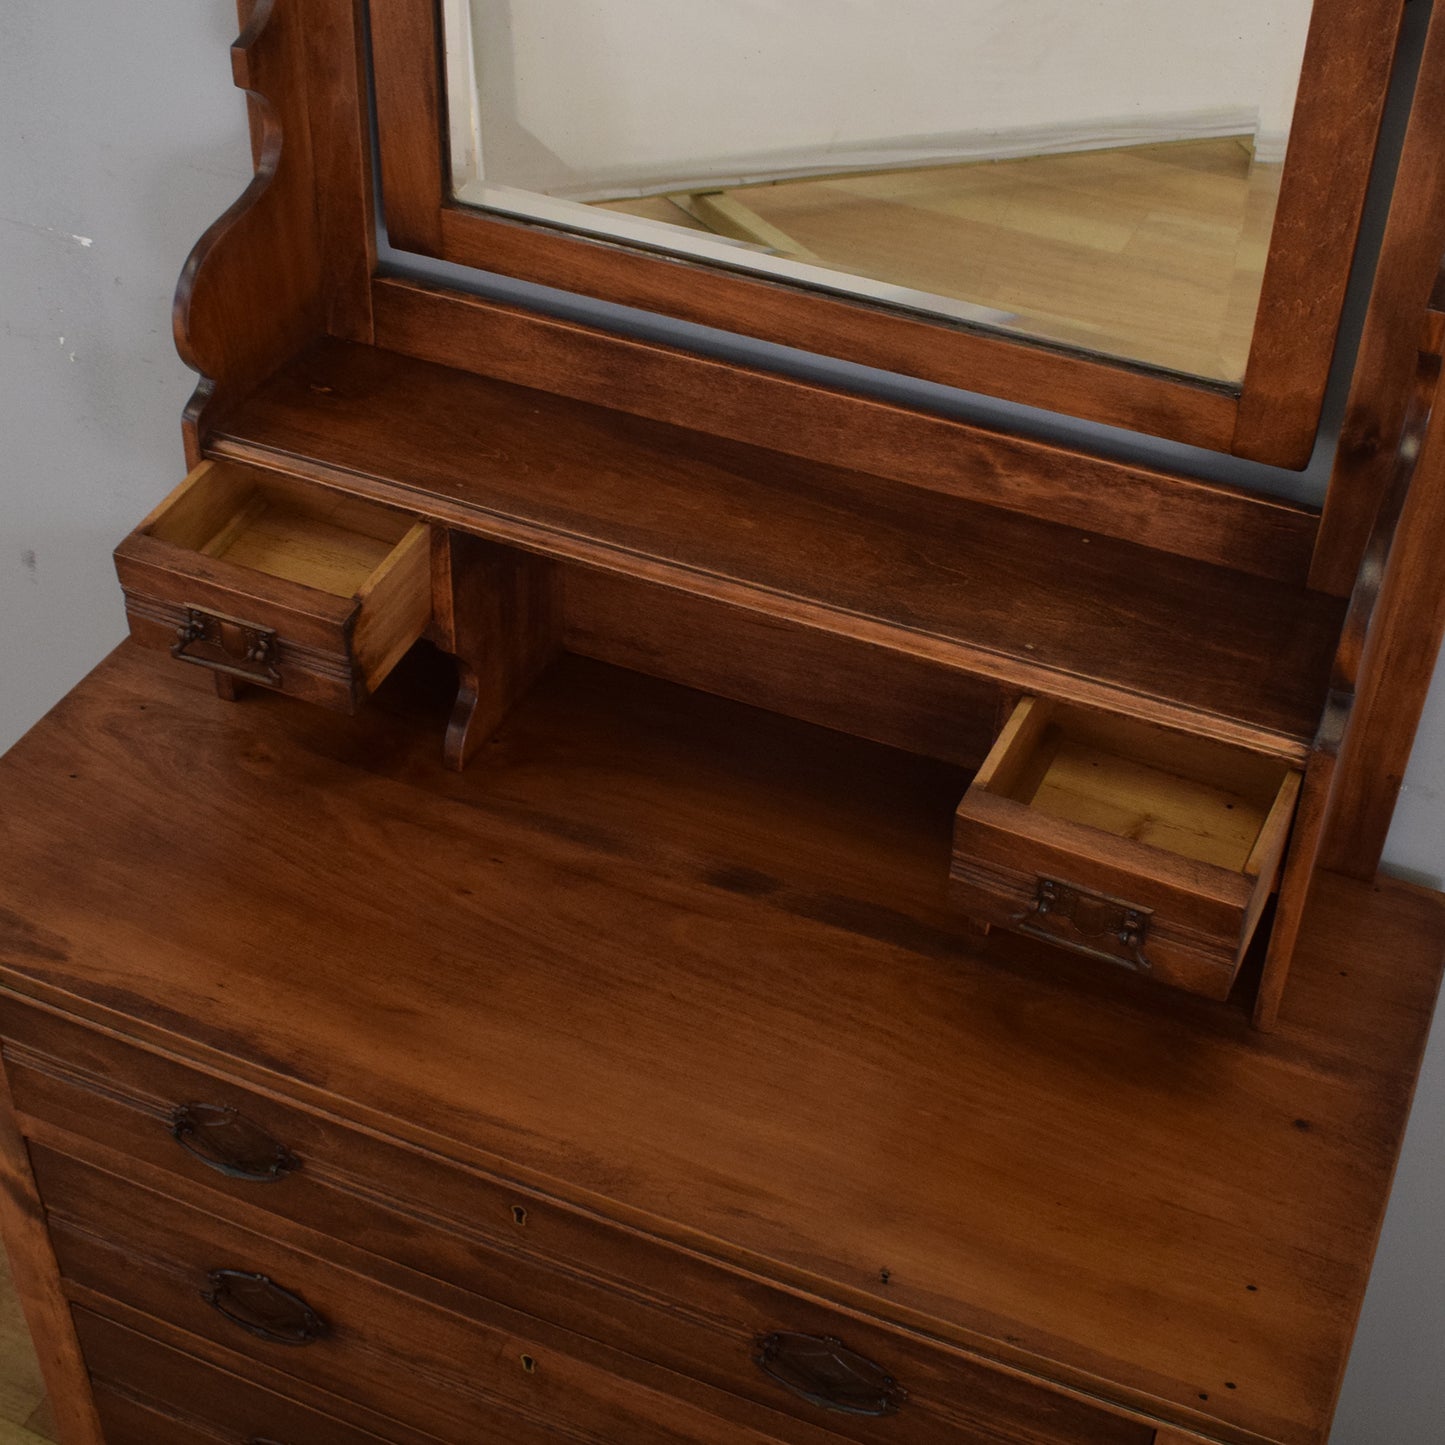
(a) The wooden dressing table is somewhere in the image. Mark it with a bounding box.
[3,2,1445,1442]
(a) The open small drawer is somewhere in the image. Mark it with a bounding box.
[114,461,432,713]
[951,698,1302,999]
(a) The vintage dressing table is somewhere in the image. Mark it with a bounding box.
[3,2,1445,1442]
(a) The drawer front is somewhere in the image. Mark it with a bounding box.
[37,1145,791,1445]
[5,1009,1155,1445]
[950,855,1242,1000]
[75,1306,415,1445]
[122,592,365,712]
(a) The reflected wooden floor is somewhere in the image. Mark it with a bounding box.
[602,138,1282,382]
[0,1253,54,1445]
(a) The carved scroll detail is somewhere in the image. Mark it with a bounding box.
[174,0,326,463]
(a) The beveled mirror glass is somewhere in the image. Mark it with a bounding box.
[443,0,1315,383]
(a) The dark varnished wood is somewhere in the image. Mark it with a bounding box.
[300,0,376,348]
[176,0,374,462]
[1252,742,1342,1032]
[1230,0,1407,465]
[371,279,1321,583]
[35,1140,1148,1445]
[6,1015,1150,1445]
[366,0,446,258]
[1322,340,1445,875]
[0,646,1441,1445]
[366,0,1401,465]
[563,568,1005,768]
[175,0,326,463]
[207,339,1345,757]
[1312,2,1445,596]
[76,1308,413,1445]
[429,532,561,771]
[81,1300,478,1445]
[39,1147,807,1445]
[1259,345,1445,1016]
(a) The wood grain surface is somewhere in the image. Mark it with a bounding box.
[1312,0,1445,595]
[208,339,1344,757]
[0,645,1440,1445]
[370,279,1321,584]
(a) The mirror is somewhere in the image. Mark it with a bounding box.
[443,1,1316,384]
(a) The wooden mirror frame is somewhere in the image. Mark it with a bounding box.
[370,0,1406,468]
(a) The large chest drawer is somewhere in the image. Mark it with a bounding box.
[2,1007,1164,1445]
[74,1306,427,1445]
[37,1144,798,1445]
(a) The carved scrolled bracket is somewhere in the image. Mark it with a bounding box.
[175,0,327,463]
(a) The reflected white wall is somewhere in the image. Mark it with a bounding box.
[455,0,1316,198]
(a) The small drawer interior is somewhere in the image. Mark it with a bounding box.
[119,461,435,710]
[994,699,1300,867]
[954,698,1304,998]
[976,698,1295,877]
[146,464,418,598]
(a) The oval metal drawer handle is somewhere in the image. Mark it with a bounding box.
[754,1331,905,1416]
[171,1104,299,1183]
[203,1269,328,1346]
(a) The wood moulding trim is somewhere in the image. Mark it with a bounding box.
[368,0,1403,467]
[370,277,1321,586]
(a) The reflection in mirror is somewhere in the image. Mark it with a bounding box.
[444,2,1316,383]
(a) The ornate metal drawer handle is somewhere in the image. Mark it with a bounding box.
[172,605,281,685]
[203,1270,327,1346]
[754,1331,905,1416]
[1013,878,1153,973]
[171,1103,299,1183]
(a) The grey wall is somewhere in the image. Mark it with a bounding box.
[1,2,1441,1440]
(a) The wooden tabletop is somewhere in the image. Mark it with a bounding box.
[0,645,1440,1445]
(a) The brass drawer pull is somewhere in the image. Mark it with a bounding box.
[171,1103,299,1183]
[1013,878,1153,973]
[754,1331,905,1416]
[203,1269,327,1346]
[172,605,282,685]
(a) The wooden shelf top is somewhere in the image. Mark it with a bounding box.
[212,340,1344,758]
[2,645,1441,1445]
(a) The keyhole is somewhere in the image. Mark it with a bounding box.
[521,1354,537,1374]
